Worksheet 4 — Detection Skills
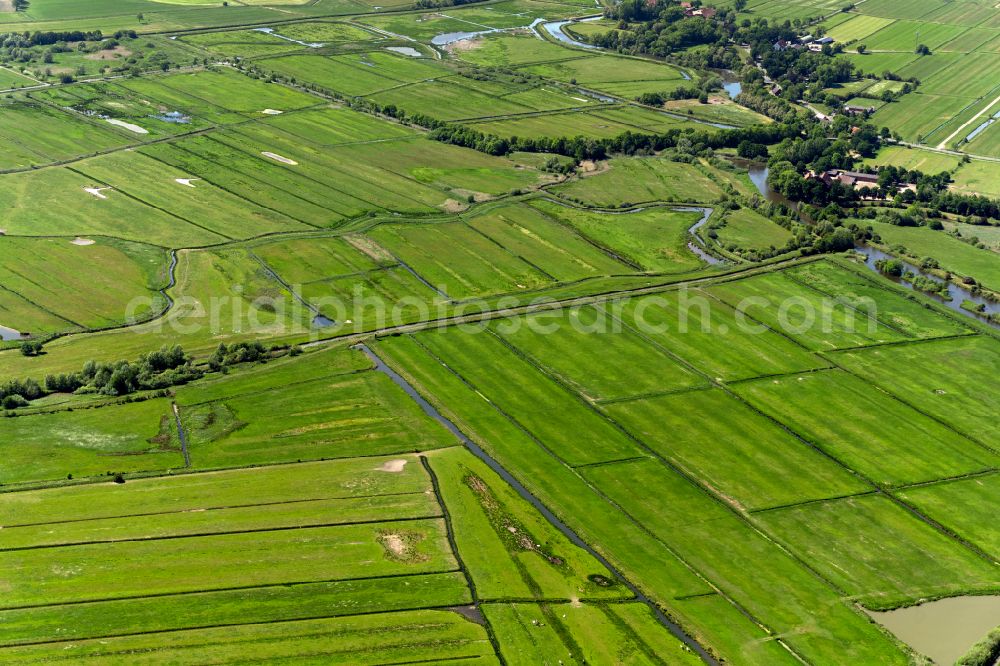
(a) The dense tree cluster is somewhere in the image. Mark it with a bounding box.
[767,120,1000,221]
[0,29,173,81]
[0,346,201,410]
[208,341,269,371]
[48,345,202,398]
[592,1,739,69]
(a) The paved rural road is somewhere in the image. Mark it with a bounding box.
[897,140,1000,163]
[936,91,1000,150]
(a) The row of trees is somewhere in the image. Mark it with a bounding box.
[1,346,199,410]
[429,116,799,161]
[2,342,287,411]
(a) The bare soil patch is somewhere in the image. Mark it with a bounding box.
[378,459,408,473]
[445,37,483,54]
[345,234,395,263]
[85,46,132,61]
[377,529,429,563]
[440,198,467,213]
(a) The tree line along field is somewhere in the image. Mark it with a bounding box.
[2,0,1000,663]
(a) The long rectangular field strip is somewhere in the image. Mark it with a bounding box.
[0,456,480,659]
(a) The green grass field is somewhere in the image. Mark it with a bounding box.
[715,207,793,252]
[707,269,914,350]
[831,334,1000,444]
[604,388,868,510]
[898,472,1000,558]
[872,221,1000,292]
[616,288,829,380]
[756,495,1000,608]
[731,368,997,487]
[0,236,170,330]
[863,144,963,172]
[951,159,1000,198]
[1,0,999,662]
[531,200,707,273]
[0,398,182,486]
[493,305,705,401]
[552,158,725,206]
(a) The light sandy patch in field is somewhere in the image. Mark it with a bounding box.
[578,159,609,176]
[378,459,408,473]
[83,187,112,199]
[445,37,483,54]
[262,109,283,115]
[175,178,199,187]
[71,238,96,245]
[345,234,395,262]
[262,151,297,165]
[0,0,13,12]
[380,534,408,557]
[440,198,466,213]
[85,46,132,61]
[105,118,148,134]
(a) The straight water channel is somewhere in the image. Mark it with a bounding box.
[355,343,716,665]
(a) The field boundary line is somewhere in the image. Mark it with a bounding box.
[420,456,506,665]
[178,367,375,407]
[890,468,999,492]
[436,328,801,661]
[0,514,445,554]
[749,490,880,515]
[570,456,650,470]
[0,568,465,614]
[369,340,719,664]
[593,384,715,406]
[172,402,191,468]
[0,593,477,651]
[0,445,463,496]
[821,331,981,354]
[2,490,430,529]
